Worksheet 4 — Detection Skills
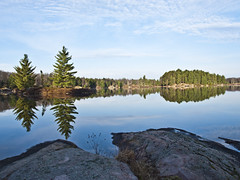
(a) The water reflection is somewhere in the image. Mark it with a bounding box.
[160,87,227,104]
[1,86,238,114]
[0,95,18,112]
[0,86,238,138]
[11,97,78,139]
[13,97,38,131]
[93,88,161,98]
[86,132,117,157]
[0,86,240,160]
[41,100,49,116]
[50,98,78,139]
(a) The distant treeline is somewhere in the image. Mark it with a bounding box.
[226,78,240,84]
[0,46,237,90]
[73,76,161,89]
[160,69,226,86]
[0,70,12,88]
[0,70,161,89]
[0,69,238,90]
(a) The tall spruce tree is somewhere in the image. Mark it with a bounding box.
[14,54,36,91]
[52,46,77,88]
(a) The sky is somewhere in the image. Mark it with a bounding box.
[0,0,240,79]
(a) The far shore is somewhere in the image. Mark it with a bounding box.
[1,83,240,97]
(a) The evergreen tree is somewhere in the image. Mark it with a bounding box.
[14,54,36,91]
[8,73,17,89]
[160,69,226,86]
[52,46,77,88]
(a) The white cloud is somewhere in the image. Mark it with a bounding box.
[135,15,240,39]
[1,0,240,40]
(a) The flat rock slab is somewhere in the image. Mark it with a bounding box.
[112,128,240,180]
[0,140,137,180]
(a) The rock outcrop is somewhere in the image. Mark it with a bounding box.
[0,139,137,180]
[112,128,240,180]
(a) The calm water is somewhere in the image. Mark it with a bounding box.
[0,87,240,160]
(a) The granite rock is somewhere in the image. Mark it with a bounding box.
[0,139,137,180]
[112,128,240,180]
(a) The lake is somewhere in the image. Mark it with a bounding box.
[0,87,240,160]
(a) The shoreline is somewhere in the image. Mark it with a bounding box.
[1,128,240,179]
[1,83,240,97]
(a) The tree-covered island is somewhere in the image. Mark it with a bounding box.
[160,69,227,87]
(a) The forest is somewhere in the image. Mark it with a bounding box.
[0,46,237,91]
[226,77,240,84]
[0,69,162,90]
[0,69,233,90]
[160,69,227,86]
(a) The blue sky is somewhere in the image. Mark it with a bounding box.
[0,0,240,79]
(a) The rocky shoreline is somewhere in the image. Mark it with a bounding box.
[1,128,240,180]
[0,139,137,180]
[112,128,240,180]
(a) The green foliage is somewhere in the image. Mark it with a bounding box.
[160,69,227,86]
[88,79,97,88]
[52,46,77,88]
[118,81,123,89]
[13,97,38,131]
[50,98,78,139]
[14,54,36,91]
[8,73,17,89]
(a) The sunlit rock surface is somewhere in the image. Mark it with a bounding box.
[0,139,137,180]
[112,128,240,180]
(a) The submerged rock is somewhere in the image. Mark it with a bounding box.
[112,128,240,180]
[0,139,137,180]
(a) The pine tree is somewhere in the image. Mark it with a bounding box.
[14,54,36,91]
[52,46,77,88]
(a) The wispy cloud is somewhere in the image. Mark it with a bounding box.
[135,16,240,39]
[1,0,240,39]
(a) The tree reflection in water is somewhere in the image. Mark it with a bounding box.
[13,97,38,131]
[51,98,78,139]
[10,86,230,138]
[160,86,227,103]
